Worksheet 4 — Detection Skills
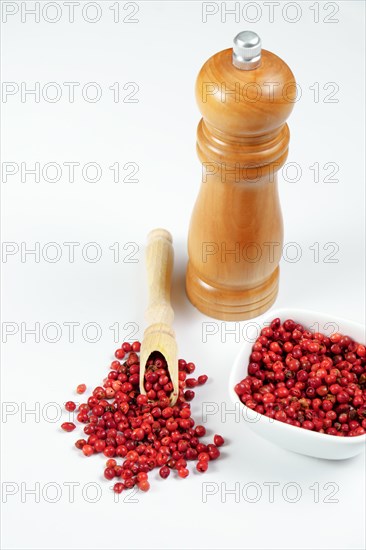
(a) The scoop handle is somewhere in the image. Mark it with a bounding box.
[145,228,174,328]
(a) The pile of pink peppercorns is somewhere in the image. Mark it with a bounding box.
[61,342,224,493]
[235,318,366,437]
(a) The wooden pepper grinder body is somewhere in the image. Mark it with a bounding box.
[186,32,296,320]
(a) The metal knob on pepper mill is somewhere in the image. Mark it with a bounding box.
[186,31,296,320]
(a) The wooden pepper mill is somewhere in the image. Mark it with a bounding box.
[186,31,296,320]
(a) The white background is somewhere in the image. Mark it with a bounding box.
[1,1,365,549]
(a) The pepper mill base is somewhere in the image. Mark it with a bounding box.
[186,264,279,321]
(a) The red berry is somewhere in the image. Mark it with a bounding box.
[330,384,341,394]
[213,434,224,447]
[76,384,86,394]
[103,446,116,458]
[104,467,115,480]
[138,480,150,492]
[122,342,132,352]
[177,468,189,478]
[161,407,174,419]
[115,349,125,360]
[186,362,195,374]
[184,390,195,401]
[65,401,76,412]
[132,341,141,352]
[194,425,206,437]
[197,375,208,385]
[61,422,76,432]
[136,394,148,406]
[159,466,170,479]
[113,482,125,493]
[198,452,210,462]
[207,444,220,460]
[196,461,208,473]
[82,445,93,457]
[175,458,187,469]
[131,428,145,441]
[94,439,106,452]
[337,391,349,404]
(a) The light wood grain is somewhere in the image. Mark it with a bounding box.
[186,48,296,320]
[139,229,178,405]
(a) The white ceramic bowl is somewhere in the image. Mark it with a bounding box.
[229,308,366,460]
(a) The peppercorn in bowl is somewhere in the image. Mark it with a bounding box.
[229,309,366,459]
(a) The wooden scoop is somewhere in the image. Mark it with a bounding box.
[139,228,179,405]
